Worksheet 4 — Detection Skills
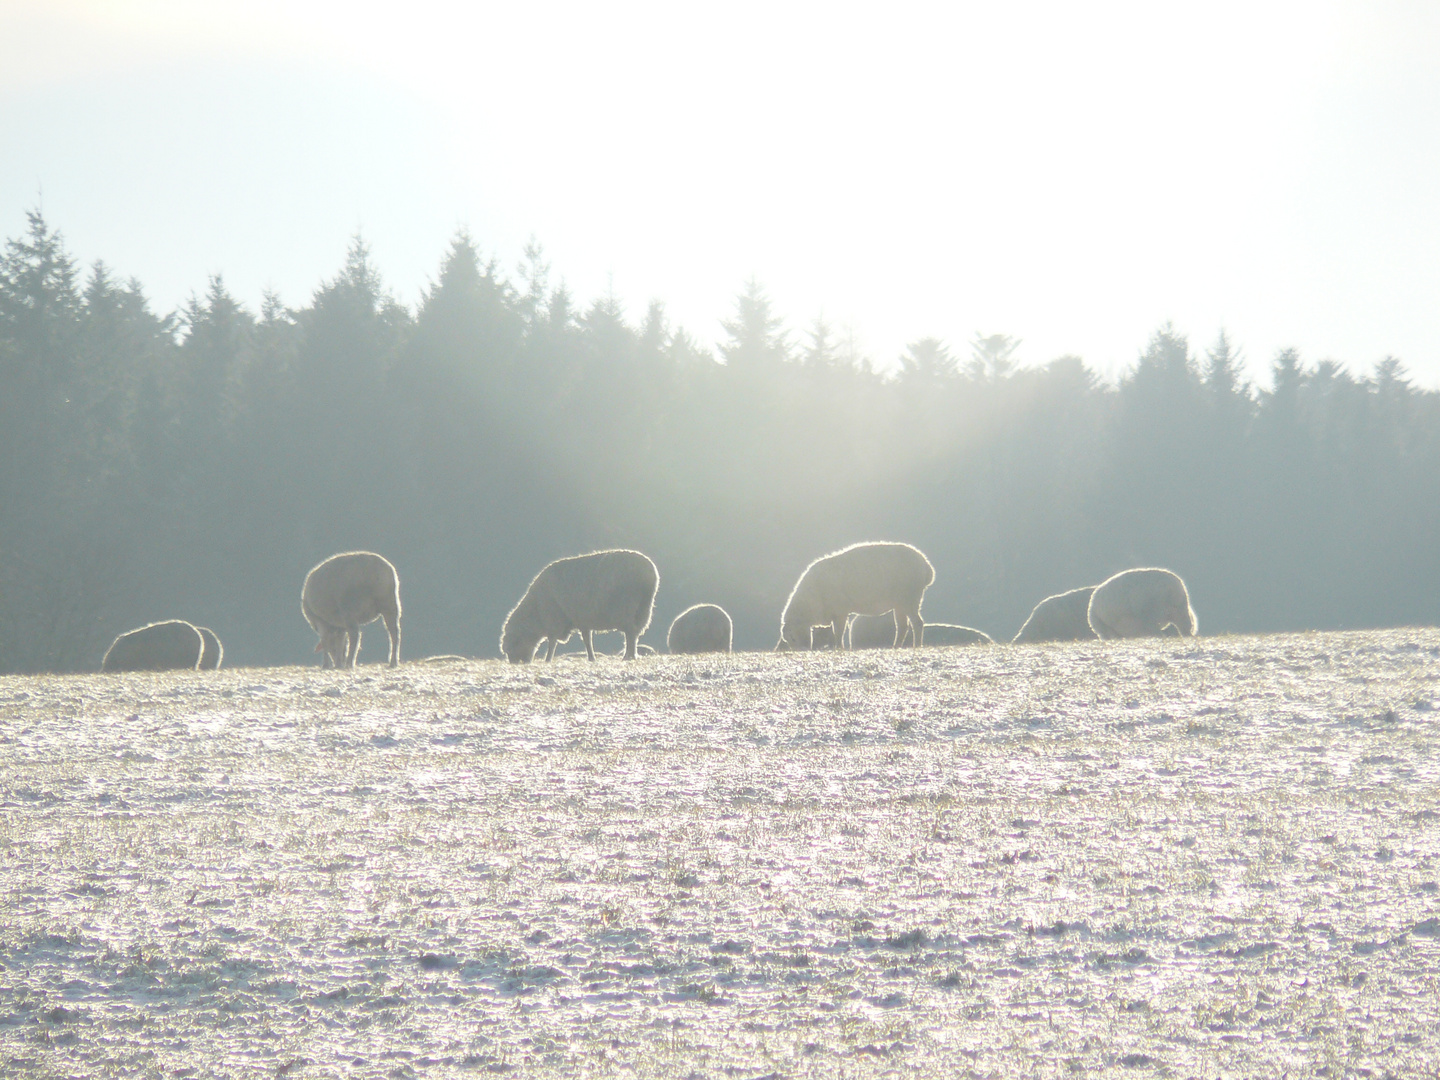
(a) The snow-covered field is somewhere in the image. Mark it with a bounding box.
[2,630,1439,1078]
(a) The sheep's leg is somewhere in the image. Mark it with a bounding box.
[345,625,362,668]
[623,631,637,660]
[907,607,924,648]
[383,611,400,667]
[583,631,596,661]
[542,638,556,661]
[832,617,848,651]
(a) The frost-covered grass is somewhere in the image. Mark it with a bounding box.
[2,630,1439,1078]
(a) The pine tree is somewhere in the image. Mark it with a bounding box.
[718,278,790,369]
[898,337,958,382]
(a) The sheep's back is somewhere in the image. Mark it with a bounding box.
[533,550,658,634]
[1014,587,1097,643]
[1089,568,1191,636]
[102,620,205,672]
[668,604,732,654]
[804,543,933,614]
[302,552,399,626]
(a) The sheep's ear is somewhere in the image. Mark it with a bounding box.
[314,641,324,653]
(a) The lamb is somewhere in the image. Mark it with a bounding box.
[667,604,733,654]
[1012,586,1098,643]
[301,551,402,668]
[1087,568,1197,639]
[196,627,224,670]
[777,542,934,651]
[101,620,205,672]
[501,549,659,663]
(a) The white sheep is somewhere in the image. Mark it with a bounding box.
[501,549,659,663]
[301,551,402,668]
[667,604,733,654]
[777,542,934,651]
[101,620,205,672]
[1087,568,1197,639]
[1012,586,1098,643]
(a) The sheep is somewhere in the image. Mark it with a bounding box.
[301,551,402,668]
[667,604,733,654]
[777,542,934,651]
[845,613,993,649]
[1087,568,1197,639]
[101,620,205,672]
[501,549,659,663]
[1012,586,1098,643]
[196,627,223,670]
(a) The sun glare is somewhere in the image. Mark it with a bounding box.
[4,0,1435,381]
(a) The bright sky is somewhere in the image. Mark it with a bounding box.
[3,0,1438,385]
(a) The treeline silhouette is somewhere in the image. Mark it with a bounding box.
[2,210,1436,671]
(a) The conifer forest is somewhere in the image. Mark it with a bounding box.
[2,210,1436,672]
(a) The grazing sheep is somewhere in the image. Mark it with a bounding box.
[501,549,659,663]
[667,604,733,654]
[1012,587,1098,644]
[301,551,402,668]
[777,542,934,651]
[1088,568,1197,639]
[196,627,223,670]
[101,620,205,672]
[846,614,993,649]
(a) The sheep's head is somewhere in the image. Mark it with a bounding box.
[1180,604,1198,636]
[315,625,347,668]
[776,620,811,651]
[500,612,541,663]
